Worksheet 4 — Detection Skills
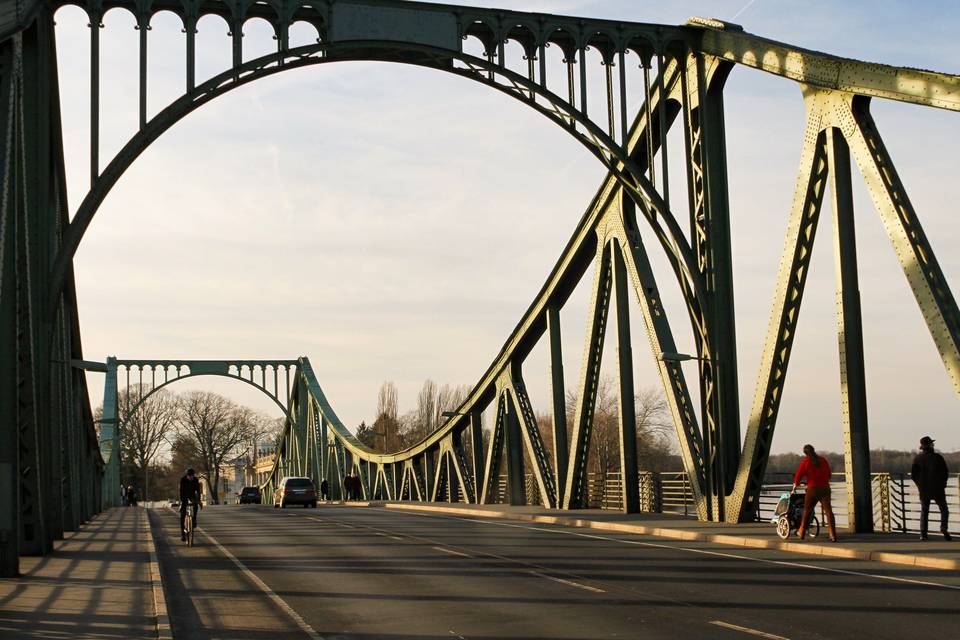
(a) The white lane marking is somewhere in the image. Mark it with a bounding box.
[374,532,406,541]
[199,528,325,640]
[530,572,606,594]
[305,513,608,595]
[710,620,791,639]
[387,509,960,592]
[433,546,472,558]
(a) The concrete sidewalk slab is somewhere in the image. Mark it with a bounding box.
[381,502,960,571]
[0,507,160,639]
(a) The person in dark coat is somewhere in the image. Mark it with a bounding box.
[179,468,203,542]
[911,436,951,541]
[320,479,329,501]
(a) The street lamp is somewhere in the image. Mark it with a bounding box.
[659,351,725,522]
[659,352,699,363]
[441,411,464,419]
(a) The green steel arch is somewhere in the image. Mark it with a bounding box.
[98,358,300,506]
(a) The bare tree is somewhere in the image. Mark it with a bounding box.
[175,391,255,504]
[399,380,470,447]
[248,414,284,458]
[95,384,177,500]
[377,381,399,422]
[565,378,675,475]
[371,381,403,452]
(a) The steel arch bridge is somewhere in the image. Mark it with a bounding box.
[1,0,959,577]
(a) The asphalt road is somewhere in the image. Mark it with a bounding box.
[151,504,960,640]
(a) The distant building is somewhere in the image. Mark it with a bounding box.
[219,456,248,501]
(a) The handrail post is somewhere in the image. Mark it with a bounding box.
[900,474,907,534]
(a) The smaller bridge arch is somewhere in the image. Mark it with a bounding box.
[98,357,300,506]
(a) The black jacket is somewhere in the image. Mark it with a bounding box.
[179,476,202,503]
[911,451,949,495]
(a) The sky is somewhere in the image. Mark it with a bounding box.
[54,0,960,457]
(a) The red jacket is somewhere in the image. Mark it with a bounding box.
[793,456,832,489]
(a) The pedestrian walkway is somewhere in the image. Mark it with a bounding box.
[0,507,161,639]
[382,502,960,570]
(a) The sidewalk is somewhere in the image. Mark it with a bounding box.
[0,507,163,639]
[381,502,960,570]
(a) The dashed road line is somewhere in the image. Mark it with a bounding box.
[386,508,960,591]
[304,511,609,595]
[433,546,472,558]
[709,620,791,639]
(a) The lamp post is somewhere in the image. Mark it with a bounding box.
[659,351,725,522]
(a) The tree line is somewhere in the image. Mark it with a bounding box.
[765,448,960,477]
[98,385,283,503]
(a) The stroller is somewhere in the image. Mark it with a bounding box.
[771,490,820,540]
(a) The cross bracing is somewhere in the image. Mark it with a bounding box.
[1,0,959,577]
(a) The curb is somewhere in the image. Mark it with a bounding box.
[382,503,959,571]
[143,509,174,640]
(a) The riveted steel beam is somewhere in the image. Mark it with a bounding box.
[613,195,706,517]
[0,30,19,577]
[502,366,557,508]
[563,242,612,509]
[610,240,640,513]
[729,96,830,522]
[479,394,506,505]
[842,97,960,396]
[694,22,960,112]
[826,127,872,533]
[545,306,568,506]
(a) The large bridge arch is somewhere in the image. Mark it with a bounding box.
[49,5,722,356]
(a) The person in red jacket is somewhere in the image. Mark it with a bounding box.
[791,444,838,542]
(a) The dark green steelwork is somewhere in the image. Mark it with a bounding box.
[3,0,960,577]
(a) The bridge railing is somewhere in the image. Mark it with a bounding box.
[348,463,956,534]
[569,470,959,534]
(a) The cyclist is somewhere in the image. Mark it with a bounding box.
[179,468,203,541]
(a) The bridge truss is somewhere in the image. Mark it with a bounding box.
[1,0,958,576]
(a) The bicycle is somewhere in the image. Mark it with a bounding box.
[183,500,199,547]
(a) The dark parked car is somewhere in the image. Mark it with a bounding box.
[237,486,261,505]
[273,477,317,508]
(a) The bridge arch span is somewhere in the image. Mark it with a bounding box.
[50,33,710,353]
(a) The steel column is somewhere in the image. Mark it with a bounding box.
[546,305,568,505]
[563,243,612,509]
[0,31,19,577]
[827,127,872,533]
[610,241,639,513]
[503,390,526,506]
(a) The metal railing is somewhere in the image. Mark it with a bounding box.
[475,470,958,534]
[578,470,959,534]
